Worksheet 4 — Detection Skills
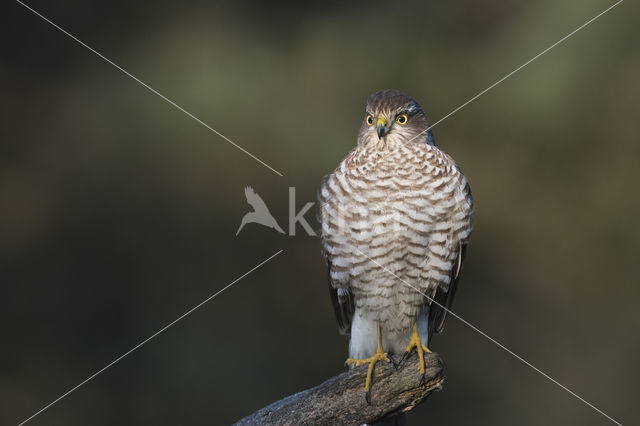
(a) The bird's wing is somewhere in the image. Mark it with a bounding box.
[245,186,269,212]
[427,158,473,342]
[428,243,467,342]
[327,260,355,336]
[319,174,355,336]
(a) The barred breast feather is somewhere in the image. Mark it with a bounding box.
[319,139,472,354]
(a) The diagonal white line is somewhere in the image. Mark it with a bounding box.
[353,247,622,426]
[408,0,624,143]
[17,249,284,426]
[15,0,284,177]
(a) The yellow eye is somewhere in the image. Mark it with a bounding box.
[366,115,374,126]
[396,114,408,125]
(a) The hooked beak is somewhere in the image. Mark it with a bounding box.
[376,117,388,139]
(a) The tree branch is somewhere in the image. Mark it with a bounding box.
[233,352,444,426]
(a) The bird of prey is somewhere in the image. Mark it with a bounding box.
[319,90,473,400]
[236,186,285,235]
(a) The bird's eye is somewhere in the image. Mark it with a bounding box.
[396,114,408,125]
[366,115,374,126]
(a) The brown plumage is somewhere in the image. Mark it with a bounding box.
[319,90,473,363]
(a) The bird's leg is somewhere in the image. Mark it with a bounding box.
[401,323,431,375]
[345,324,391,402]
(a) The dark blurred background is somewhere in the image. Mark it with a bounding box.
[2,1,639,425]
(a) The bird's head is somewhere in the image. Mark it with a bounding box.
[358,89,434,148]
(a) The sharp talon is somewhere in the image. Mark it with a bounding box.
[348,324,392,398]
[390,355,400,370]
[346,358,361,368]
[403,323,431,376]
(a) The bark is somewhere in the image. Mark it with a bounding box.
[234,352,444,426]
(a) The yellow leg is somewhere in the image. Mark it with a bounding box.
[345,324,391,395]
[402,323,431,375]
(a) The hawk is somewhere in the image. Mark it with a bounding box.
[319,90,473,399]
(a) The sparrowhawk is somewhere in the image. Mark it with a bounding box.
[319,90,473,400]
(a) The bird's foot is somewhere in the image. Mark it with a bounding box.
[401,323,431,376]
[346,347,391,403]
